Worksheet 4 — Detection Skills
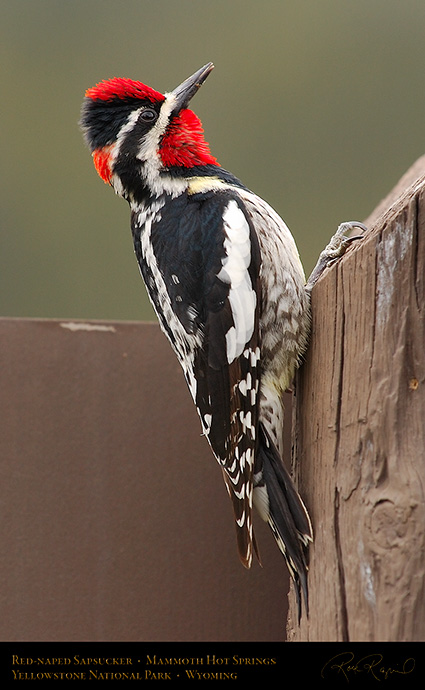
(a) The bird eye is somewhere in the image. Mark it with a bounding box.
[140,108,158,123]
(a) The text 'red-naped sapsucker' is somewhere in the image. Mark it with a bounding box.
[80,62,365,619]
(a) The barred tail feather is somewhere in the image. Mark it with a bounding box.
[221,469,262,569]
[257,424,313,620]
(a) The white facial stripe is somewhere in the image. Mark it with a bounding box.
[136,96,175,162]
[130,94,187,198]
[112,108,144,163]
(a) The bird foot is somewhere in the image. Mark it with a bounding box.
[306,221,367,290]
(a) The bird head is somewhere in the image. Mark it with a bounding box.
[80,63,218,198]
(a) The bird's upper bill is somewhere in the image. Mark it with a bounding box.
[168,62,214,112]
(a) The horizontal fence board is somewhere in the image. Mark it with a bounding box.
[0,318,290,642]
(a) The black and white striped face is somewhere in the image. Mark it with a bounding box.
[80,64,217,198]
[80,87,163,152]
[110,92,190,199]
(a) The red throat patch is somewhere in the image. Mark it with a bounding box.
[160,109,218,168]
[92,145,115,184]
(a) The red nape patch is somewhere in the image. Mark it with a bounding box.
[160,109,219,168]
[85,77,164,104]
[92,145,115,184]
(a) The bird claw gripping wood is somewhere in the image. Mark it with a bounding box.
[306,221,367,290]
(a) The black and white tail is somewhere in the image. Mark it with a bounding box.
[254,424,313,620]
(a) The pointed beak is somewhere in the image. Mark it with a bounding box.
[170,62,214,112]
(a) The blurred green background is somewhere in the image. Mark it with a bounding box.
[1,0,424,322]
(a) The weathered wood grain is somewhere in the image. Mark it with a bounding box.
[287,159,425,641]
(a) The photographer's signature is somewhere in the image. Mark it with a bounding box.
[321,652,415,682]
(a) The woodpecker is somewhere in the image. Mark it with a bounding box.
[80,63,365,620]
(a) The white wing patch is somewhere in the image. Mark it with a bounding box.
[217,200,257,364]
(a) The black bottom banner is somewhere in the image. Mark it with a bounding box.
[0,641,422,685]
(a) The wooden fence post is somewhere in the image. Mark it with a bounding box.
[287,158,425,641]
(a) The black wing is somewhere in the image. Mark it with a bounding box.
[132,191,262,567]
